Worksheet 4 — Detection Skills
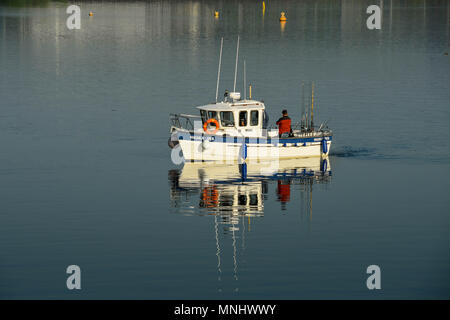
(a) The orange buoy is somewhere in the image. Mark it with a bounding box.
[279,12,287,21]
[203,118,220,134]
[89,11,93,17]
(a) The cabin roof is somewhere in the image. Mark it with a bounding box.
[196,100,265,111]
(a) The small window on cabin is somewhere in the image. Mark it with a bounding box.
[208,111,218,120]
[220,111,235,127]
[250,110,259,126]
[239,111,248,127]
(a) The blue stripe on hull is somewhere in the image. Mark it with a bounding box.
[178,133,332,144]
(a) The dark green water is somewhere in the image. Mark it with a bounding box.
[0,0,449,299]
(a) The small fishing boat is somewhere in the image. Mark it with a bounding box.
[169,37,332,162]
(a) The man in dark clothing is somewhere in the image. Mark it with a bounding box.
[276,109,292,137]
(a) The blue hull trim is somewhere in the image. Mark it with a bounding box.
[178,133,332,145]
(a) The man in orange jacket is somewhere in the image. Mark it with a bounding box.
[276,109,292,137]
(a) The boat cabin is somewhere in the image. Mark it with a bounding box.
[197,99,268,137]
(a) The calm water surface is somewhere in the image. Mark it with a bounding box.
[0,0,449,299]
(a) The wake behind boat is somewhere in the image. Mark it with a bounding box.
[169,37,332,162]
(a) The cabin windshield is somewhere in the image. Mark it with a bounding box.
[220,111,235,127]
[208,111,218,120]
[200,110,218,124]
[199,107,263,130]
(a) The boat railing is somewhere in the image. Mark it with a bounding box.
[291,121,332,137]
[170,113,201,131]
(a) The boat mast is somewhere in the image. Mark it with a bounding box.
[215,37,224,103]
[243,60,246,100]
[301,81,305,129]
[311,82,315,131]
[306,82,310,131]
[233,35,240,92]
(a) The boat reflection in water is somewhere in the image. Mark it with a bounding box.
[168,157,332,292]
[169,157,331,215]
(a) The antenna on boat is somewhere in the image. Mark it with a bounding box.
[305,82,310,131]
[311,82,315,130]
[301,81,305,129]
[243,60,246,100]
[215,37,224,103]
[233,35,240,92]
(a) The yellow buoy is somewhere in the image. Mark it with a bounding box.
[279,12,287,21]
[214,11,219,18]
[89,11,93,17]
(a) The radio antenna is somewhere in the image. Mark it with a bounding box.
[311,81,315,130]
[243,60,246,100]
[215,37,224,103]
[301,81,305,129]
[233,35,240,92]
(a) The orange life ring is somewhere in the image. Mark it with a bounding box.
[203,118,220,134]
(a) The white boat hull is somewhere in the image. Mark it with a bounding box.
[174,134,332,162]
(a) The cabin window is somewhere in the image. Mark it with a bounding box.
[262,111,269,129]
[220,111,235,127]
[239,111,247,126]
[208,111,218,120]
[250,110,259,126]
[200,110,218,124]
